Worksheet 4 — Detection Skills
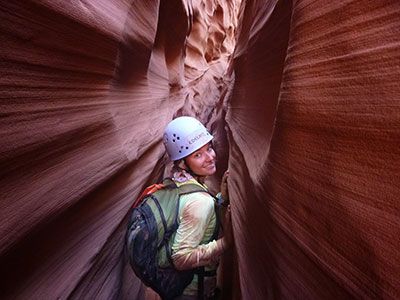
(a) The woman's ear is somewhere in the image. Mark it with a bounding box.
[178,159,187,170]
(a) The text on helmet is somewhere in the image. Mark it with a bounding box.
[188,132,206,145]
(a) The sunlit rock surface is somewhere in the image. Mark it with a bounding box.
[1,0,399,299]
[0,0,237,299]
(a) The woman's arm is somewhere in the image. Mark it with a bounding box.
[171,193,227,270]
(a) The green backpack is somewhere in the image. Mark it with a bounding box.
[126,178,219,300]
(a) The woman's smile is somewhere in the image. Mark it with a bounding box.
[185,143,217,176]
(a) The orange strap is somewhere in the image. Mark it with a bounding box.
[132,183,165,208]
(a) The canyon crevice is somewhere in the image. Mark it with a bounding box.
[1,0,399,299]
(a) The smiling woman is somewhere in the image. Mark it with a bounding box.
[184,143,217,177]
[139,116,233,300]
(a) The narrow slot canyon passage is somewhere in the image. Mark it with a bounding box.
[0,1,399,299]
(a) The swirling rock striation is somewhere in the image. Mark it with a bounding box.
[1,0,400,299]
[0,0,237,299]
[227,0,400,299]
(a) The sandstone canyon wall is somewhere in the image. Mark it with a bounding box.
[1,0,399,299]
[0,0,237,298]
[227,0,400,299]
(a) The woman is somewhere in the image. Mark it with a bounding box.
[162,116,232,299]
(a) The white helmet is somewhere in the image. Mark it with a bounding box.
[163,116,213,161]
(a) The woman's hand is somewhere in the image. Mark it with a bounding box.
[220,170,233,248]
[220,170,229,203]
[222,204,233,247]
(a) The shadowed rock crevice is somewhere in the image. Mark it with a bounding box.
[154,0,190,88]
[227,0,293,185]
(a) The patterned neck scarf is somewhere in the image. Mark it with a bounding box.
[172,168,195,183]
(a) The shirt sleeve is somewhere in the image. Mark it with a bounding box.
[171,192,226,270]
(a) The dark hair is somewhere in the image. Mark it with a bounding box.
[172,159,184,173]
[172,158,198,178]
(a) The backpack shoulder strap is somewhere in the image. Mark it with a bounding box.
[177,183,209,196]
[161,177,177,188]
[162,177,213,197]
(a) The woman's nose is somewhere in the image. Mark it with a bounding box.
[205,151,214,161]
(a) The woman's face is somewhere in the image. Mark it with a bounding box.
[185,143,216,176]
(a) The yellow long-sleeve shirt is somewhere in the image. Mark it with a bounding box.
[171,179,225,296]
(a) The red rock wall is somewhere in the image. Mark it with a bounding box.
[0,0,237,299]
[1,0,400,299]
[227,0,400,299]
